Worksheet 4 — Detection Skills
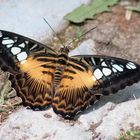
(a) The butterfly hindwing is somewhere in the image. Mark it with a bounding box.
[52,58,99,119]
[0,30,57,109]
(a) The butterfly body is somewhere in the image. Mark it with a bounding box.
[54,52,69,89]
[0,30,140,119]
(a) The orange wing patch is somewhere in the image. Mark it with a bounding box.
[15,55,56,109]
[52,59,99,119]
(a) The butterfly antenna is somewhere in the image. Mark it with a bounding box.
[67,26,97,46]
[43,18,66,48]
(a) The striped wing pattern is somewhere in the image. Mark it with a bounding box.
[52,56,140,118]
[16,53,57,109]
[81,55,140,97]
[0,30,57,109]
[0,30,140,119]
[52,58,98,118]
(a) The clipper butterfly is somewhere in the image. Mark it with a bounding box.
[0,30,140,119]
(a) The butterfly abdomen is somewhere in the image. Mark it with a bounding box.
[54,53,68,87]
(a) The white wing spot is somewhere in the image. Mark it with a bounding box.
[3,37,9,39]
[102,68,112,76]
[11,47,21,55]
[92,76,97,81]
[0,31,2,37]
[25,41,29,44]
[112,68,117,73]
[94,69,103,80]
[91,57,96,65]
[6,44,13,48]
[19,43,25,48]
[30,44,38,51]
[120,65,124,68]
[20,60,27,64]
[126,62,136,69]
[2,39,14,45]
[112,64,123,72]
[17,52,27,61]
[101,61,107,66]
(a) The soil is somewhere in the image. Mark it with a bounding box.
[86,4,140,63]
[57,3,140,63]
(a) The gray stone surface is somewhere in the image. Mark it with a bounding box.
[0,88,140,140]
[69,39,97,56]
[0,0,88,42]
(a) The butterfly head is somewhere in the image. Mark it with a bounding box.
[60,47,69,54]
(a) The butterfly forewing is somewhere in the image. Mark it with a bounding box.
[0,30,57,109]
[74,55,140,96]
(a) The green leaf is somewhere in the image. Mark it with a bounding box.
[126,2,140,12]
[65,0,119,23]
[119,130,140,140]
[75,27,84,38]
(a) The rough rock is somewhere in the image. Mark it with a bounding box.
[69,39,96,56]
[0,82,140,140]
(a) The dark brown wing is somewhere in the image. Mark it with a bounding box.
[52,58,99,119]
[0,30,57,109]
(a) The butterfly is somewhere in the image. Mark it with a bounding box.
[0,30,140,119]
